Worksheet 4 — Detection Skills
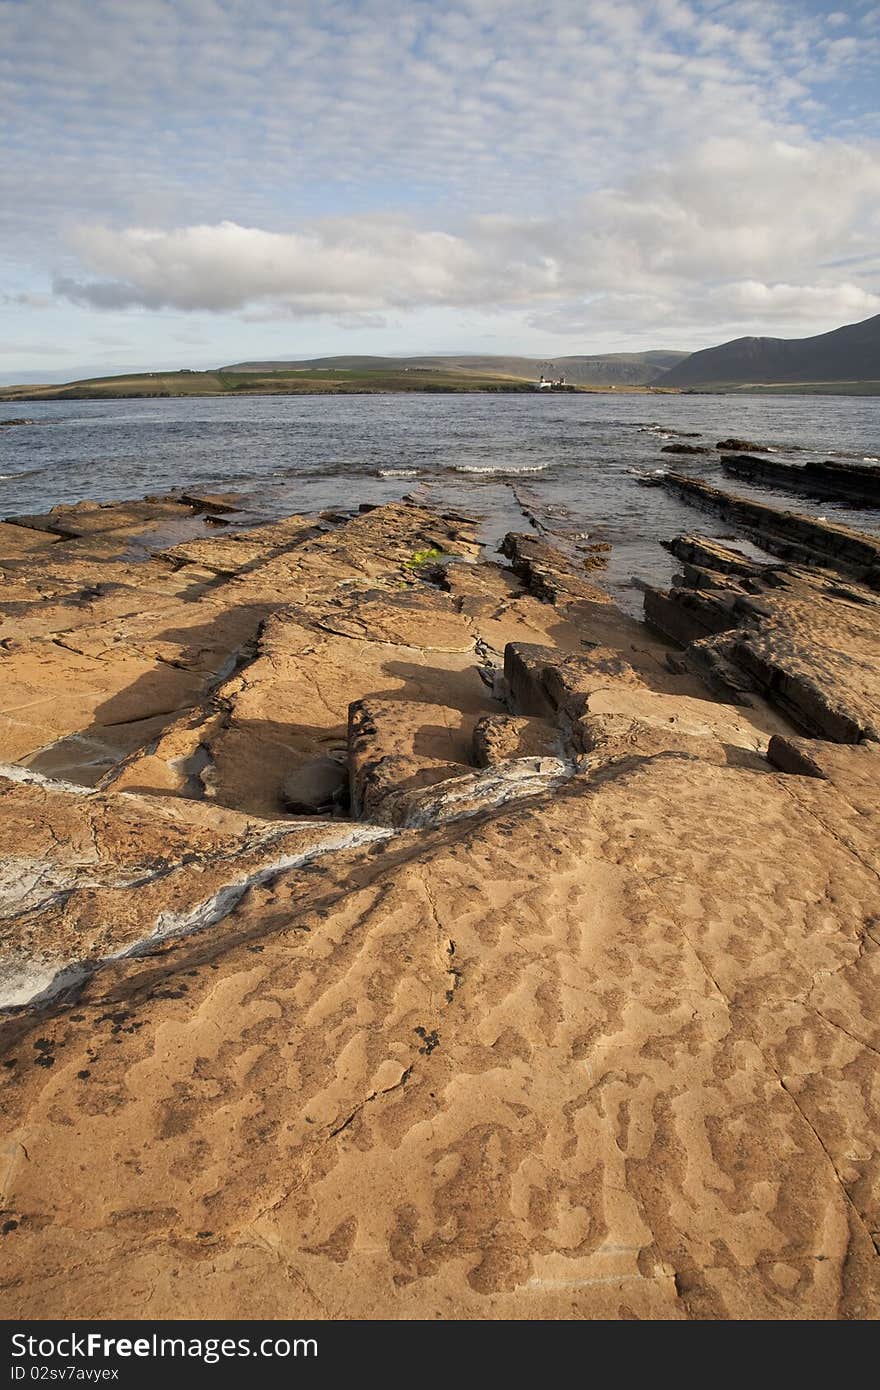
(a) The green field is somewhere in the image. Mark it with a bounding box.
[0,365,546,401]
[0,359,687,401]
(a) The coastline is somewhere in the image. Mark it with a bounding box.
[0,383,676,403]
[5,382,879,403]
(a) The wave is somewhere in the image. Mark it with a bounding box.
[449,462,554,475]
[0,466,47,481]
[377,468,420,478]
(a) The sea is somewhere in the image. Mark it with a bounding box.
[1,393,878,613]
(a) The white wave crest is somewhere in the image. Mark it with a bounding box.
[451,462,551,475]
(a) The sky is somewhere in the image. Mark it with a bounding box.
[2,0,880,382]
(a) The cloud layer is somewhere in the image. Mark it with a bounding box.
[3,0,880,355]
[55,134,880,335]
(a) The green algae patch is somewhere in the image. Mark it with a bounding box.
[404,547,453,569]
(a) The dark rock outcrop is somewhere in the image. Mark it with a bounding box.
[721,453,880,508]
[659,472,880,583]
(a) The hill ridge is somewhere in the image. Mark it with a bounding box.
[655,311,880,388]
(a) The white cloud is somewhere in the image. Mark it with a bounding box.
[2,0,880,354]
[712,280,880,318]
[53,133,880,340]
[57,218,525,314]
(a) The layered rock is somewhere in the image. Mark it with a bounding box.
[0,493,878,1321]
[658,472,880,582]
[644,535,880,742]
[500,531,610,604]
[721,453,880,509]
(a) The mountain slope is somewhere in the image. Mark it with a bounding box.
[223,351,688,386]
[655,312,880,388]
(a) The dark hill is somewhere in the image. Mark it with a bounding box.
[655,312,880,388]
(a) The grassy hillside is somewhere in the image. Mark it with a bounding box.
[0,361,681,401]
[0,365,539,401]
[224,351,689,386]
[0,371,229,400]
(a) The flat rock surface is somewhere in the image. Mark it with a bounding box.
[0,495,877,1320]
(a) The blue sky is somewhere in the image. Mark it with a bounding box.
[2,0,879,381]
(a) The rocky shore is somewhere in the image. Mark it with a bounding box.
[0,483,878,1319]
[658,471,880,581]
[720,453,880,509]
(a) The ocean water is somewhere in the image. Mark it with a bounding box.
[2,393,878,611]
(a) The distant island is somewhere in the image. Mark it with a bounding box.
[2,312,879,400]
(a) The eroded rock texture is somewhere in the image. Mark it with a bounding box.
[0,494,877,1320]
[644,534,880,742]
